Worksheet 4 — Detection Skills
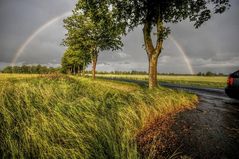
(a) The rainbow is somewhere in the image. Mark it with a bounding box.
[11,12,194,74]
[169,36,194,74]
[11,11,72,66]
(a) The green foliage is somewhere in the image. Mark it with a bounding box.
[61,48,91,74]
[1,65,59,74]
[0,74,197,158]
[77,0,230,87]
[63,2,125,67]
[106,0,230,35]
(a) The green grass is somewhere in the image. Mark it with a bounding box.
[0,74,197,158]
[96,74,227,89]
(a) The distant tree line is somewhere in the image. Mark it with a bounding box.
[93,70,148,75]
[1,65,227,76]
[87,70,227,76]
[197,71,226,76]
[1,65,60,74]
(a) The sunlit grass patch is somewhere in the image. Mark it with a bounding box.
[96,74,227,88]
[0,73,39,80]
[158,75,227,88]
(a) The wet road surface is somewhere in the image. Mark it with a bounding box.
[98,77,239,158]
[161,83,239,159]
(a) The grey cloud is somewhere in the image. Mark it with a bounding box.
[92,61,148,72]
[0,0,238,74]
[0,0,74,62]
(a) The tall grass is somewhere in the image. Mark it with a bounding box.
[0,74,197,158]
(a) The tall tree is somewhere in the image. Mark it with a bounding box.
[81,0,230,88]
[63,2,125,79]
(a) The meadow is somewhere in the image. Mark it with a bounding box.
[0,74,197,158]
[96,74,227,89]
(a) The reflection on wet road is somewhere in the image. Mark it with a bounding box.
[161,83,239,159]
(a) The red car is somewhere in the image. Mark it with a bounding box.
[225,70,239,99]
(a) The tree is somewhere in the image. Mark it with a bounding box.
[63,3,125,79]
[80,0,230,88]
[61,48,91,75]
[205,71,214,76]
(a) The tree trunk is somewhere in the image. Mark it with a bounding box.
[77,65,80,75]
[92,51,98,79]
[82,70,85,76]
[82,65,85,77]
[143,19,163,89]
[148,55,159,88]
[74,64,76,75]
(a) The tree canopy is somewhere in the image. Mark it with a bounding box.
[64,0,230,87]
[61,48,91,74]
[78,0,230,88]
[63,2,126,78]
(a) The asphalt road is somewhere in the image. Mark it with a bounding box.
[161,83,239,159]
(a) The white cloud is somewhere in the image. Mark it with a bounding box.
[192,57,239,68]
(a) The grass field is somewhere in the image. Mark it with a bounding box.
[96,74,227,89]
[0,74,197,158]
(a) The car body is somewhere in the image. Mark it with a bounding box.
[225,70,239,99]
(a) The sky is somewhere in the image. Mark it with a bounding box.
[0,0,238,74]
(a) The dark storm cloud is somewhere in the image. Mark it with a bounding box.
[0,0,74,62]
[0,0,238,74]
[167,0,239,61]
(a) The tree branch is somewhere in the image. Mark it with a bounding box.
[143,21,155,56]
[155,18,163,56]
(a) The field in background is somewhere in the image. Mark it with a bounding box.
[96,74,227,89]
[0,74,197,158]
